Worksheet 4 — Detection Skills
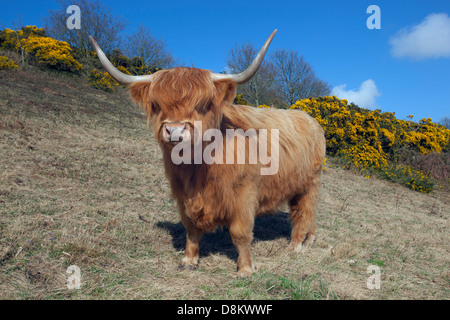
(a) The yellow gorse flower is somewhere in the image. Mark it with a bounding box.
[89,68,119,92]
[0,55,19,70]
[1,26,82,72]
[290,96,447,193]
[290,96,450,159]
[21,36,83,72]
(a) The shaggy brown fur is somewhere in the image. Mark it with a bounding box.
[129,67,326,277]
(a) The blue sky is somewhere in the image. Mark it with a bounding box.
[1,0,449,122]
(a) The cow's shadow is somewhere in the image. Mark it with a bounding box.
[156,211,291,261]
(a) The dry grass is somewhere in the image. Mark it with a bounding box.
[0,68,448,300]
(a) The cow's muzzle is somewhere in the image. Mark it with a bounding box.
[161,122,192,144]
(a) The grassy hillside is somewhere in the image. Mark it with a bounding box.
[0,67,448,299]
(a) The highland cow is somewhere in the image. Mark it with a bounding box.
[90,30,326,277]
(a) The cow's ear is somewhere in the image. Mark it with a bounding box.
[213,79,237,105]
[129,82,153,116]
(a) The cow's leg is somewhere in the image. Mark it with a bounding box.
[229,216,255,277]
[180,216,203,269]
[288,177,321,252]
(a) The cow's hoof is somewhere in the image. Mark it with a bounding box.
[237,264,255,278]
[179,263,198,271]
[288,242,303,253]
[179,256,199,270]
[180,256,199,269]
[289,235,315,253]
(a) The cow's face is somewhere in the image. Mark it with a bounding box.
[130,67,236,150]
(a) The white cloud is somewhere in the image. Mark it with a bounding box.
[390,13,450,60]
[332,79,380,108]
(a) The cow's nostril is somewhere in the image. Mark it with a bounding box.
[164,123,190,142]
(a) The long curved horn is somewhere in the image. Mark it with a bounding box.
[211,29,277,84]
[89,36,153,85]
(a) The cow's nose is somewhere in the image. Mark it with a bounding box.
[163,123,189,142]
[165,124,185,135]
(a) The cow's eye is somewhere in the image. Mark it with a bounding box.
[195,102,213,115]
[151,102,161,114]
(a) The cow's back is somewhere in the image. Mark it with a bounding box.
[224,105,326,215]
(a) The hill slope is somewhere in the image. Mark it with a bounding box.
[0,68,448,299]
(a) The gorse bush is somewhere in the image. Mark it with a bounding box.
[108,48,157,75]
[0,56,19,70]
[88,68,119,92]
[381,165,434,193]
[340,144,387,170]
[0,26,46,50]
[291,96,450,192]
[234,94,250,106]
[1,26,161,92]
[22,36,83,72]
[404,118,449,154]
[0,26,82,73]
[87,56,134,92]
[0,28,22,50]
[87,49,155,91]
[290,96,450,160]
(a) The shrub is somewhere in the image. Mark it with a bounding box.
[381,165,434,193]
[0,55,19,70]
[0,26,46,50]
[0,28,21,50]
[110,49,131,69]
[0,26,82,73]
[20,25,46,38]
[340,143,387,170]
[129,56,154,75]
[116,65,132,75]
[107,49,155,75]
[401,151,449,181]
[88,68,118,92]
[87,50,133,92]
[234,94,250,106]
[21,36,83,72]
[405,118,449,154]
[290,96,450,192]
[290,96,450,160]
